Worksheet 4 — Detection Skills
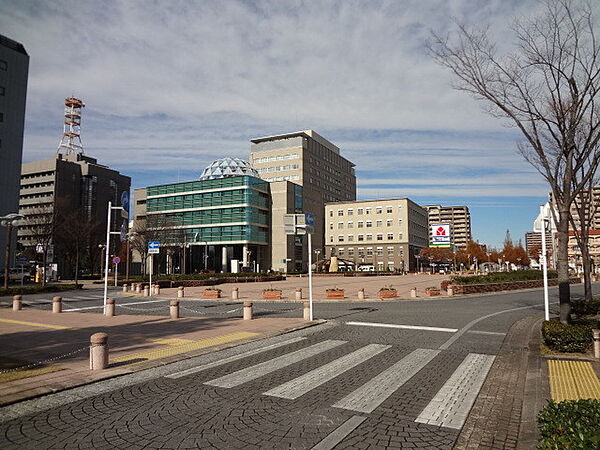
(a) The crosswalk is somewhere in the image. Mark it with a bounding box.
[166,338,495,431]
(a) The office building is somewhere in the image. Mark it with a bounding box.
[425,205,472,249]
[0,35,28,269]
[325,198,429,272]
[249,130,356,271]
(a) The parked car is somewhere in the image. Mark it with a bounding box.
[0,268,32,284]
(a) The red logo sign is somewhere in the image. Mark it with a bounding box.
[436,226,446,236]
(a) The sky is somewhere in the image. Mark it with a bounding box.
[0,0,563,249]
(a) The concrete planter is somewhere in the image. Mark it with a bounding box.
[202,289,221,299]
[425,288,440,297]
[448,277,580,295]
[262,290,282,300]
[326,290,345,299]
[378,289,397,299]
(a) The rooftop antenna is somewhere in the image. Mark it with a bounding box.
[57,97,85,155]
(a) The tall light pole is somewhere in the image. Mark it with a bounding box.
[314,249,321,272]
[1,214,23,289]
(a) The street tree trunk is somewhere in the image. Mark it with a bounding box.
[556,209,571,323]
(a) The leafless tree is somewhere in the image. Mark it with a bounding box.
[429,0,600,323]
[18,204,58,286]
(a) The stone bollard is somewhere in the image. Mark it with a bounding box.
[303,301,311,320]
[410,287,417,298]
[580,275,585,284]
[243,301,253,320]
[178,286,185,298]
[52,296,62,313]
[358,288,365,300]
[135,283,141,294]
[170,300,180,319]
[447,287,454,296]
[143,285,150,296]
[232,287,239,300]
[105,298,115,316]
[90,333,109,370]
[12,295,22,311]
[154,284,160,295]
[295,288,302,301]
[593,329,600,360]
[122,283,128,293]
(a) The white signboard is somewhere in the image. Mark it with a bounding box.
[431,223,451,247]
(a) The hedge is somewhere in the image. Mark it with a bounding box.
[541,320,594,353]
[571,298,600,316]
[537,399,600,449]
[451,270,557,285]
[0,284,82,297]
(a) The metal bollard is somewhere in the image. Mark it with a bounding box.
[122,283,128,293]
[447,287,454,296]
[105,298,115,316]
[593,329,600,360]
[295,288,302,301]
[232,287,239,300]
[12,295,22,311]
[143,285,150,296]
[52,296,62,313]
[170,300,180,319]
[358,288,365,300]
[154,284,160,295]
[90,333,109,370]
[178,286,184,298]
[243,301,253,320]
[410,287,417,298]
[303,301,310,320]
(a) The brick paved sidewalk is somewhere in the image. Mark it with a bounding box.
[0,308,312,406]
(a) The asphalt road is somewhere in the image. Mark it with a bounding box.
[0,284,597,449]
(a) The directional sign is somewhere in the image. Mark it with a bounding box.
[304,212,315,234]
[112,256,121,264]
[120,191,130,219]
[148,241,160,254]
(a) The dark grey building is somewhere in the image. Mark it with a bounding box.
[0,35,29,269]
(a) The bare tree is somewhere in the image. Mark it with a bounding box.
[18,205,58,286]
[429,0,600,323]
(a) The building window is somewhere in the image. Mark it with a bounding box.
[338,210,344,216]
[376,207,382,214]
[367,248,373,256]
[365,207,372,214]
[399,232,403,239]
[376,247,383,256]
[347,209,353,216]
[376,220,382,227]
[0,112,3,122]
[329,210,333,217]
[358,234,364,241]
[377,233,383,241]
[387,206,393,213]
[387,219,393,227]
[330,236,334,243]
[338,248,345,257]
[366,221,372,228]
[338,235,344,242]
[329,223,333,230]
[366,234,373,241]
[338,222,343,229]
[348,248,355,256]
[0,86,5,96]
[357,208,363,215]
[358,221,364,228]
[387,233,394,240]
[348,234,354,242]
[358,248,365,256]
[387,247,394,256]
[0,60,7,71]
[347,221,353,228]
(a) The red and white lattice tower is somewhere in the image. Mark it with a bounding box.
[57,97,85,155]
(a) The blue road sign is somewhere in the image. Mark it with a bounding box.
[148,241,160,254]
[305,212,315,234]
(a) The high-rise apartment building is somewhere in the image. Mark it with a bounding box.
[425,205,472,249]
[0,35,29,270]
[249,130,356,271]
[325,198,428,272]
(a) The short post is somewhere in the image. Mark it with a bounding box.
[580,275,585,284]
[154,284,160,295]
[303,301,310,320]
[143,285,150,296]
[105,298,115,316]
[178,286,184,298]
[410,287,417,298]
[170,300,180,319]
[52,296,62,313]
[135,283,141,294]
[358,288,365,300]
[593,329,600,360]
[447,287,454,296]
[232,287,239,300]
[89,332,109,370]
[295,288,302,301]
[122,283,128,293]
[243,301,253,320]
[12,295,22,311]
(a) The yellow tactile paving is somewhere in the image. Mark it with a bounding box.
[0,365,63,383]
[0,318,70,330]
[113,331,261,364]
[147,338,193,346]
[548,360,600,402]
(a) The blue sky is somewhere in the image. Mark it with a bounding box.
[0,0,558,248]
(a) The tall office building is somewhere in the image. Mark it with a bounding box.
[425,205,472,249]
[249,130,356,271]
[0,35,29,270]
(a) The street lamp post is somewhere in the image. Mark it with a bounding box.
[1,214,24,289]
[415,255,421,273]
[314,249,321,272]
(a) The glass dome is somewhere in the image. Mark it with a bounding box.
[199,157,260,180]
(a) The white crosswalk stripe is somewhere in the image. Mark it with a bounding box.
[204,340,346,388]
[263,344,390,400]
[415,353,495,429]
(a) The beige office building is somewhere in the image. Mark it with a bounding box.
[425,205,472,249]
[325,198,428,272]
[250,130,356,272]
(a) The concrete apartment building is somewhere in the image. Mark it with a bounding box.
[425,205,472,249]
[0,35,28,269]
[249,130,356,272]
[325,198,429,272]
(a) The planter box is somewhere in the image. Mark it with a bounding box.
[326,290,345,299]
[448,277,581,295]
[378,289,397,299]
[262,291,282,300]
[425,289,440,297]
[202,290,221,299]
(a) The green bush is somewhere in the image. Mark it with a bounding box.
[0,284,82,297]
[451,270,557,285]
[542,320,593,353]
[571,298,600,316]
[537,399,600,449]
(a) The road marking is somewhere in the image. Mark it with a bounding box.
[467,330,506,336]
[63,299,167,311]
[166,336,307,379]
[264,344,390,400]
[333,348,440,413]
[0,318,70,330]
[548,360,600,401]
[204,340,346,388]
[311,415,366,450]
[415,353,495,429]
[346,321,457,333]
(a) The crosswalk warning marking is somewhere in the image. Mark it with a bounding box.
[263,344,391,400]
[333,348,440,413]
[548,360,600,401]
[415,353,495,429]
[165,337,307,379]
[204,340,346,388]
